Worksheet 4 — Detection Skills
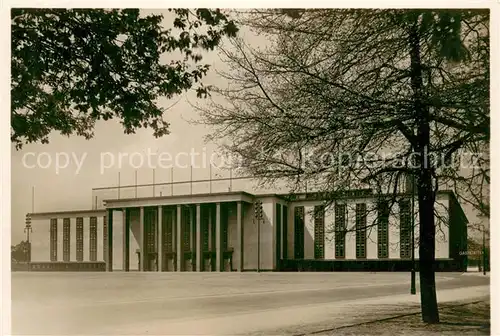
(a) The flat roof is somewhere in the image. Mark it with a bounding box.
[103,190,261,209]
[28,209,106,220]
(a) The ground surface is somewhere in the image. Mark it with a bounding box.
[319,301,490,335]
[11,272,490,335]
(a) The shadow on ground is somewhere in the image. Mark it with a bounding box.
[322,301,490,335]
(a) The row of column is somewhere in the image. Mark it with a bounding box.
[107,202,244,272]
[49,217,100,262]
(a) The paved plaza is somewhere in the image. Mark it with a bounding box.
[11,272,489,335]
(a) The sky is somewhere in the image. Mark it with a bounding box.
[10,8,490,244]
[10,10,274,244]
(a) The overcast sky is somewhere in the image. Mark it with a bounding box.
[10,10,274,243]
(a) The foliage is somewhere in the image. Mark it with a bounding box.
[11,240,30,262]
[198,8,489,219]
[196,9,489,323]
[11,8,238,149]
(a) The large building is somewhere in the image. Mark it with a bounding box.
[26,188,468,272]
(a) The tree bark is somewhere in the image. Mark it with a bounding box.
[408,16,440,323]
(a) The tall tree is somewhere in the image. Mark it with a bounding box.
[11,8,238,149]
[197,9,489,323]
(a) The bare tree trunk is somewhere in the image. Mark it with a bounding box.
[408,17,440,323]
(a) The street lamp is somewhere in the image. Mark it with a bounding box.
[24,214,33,270]
[254,200,263,273]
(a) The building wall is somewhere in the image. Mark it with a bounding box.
[345,203,356,259]
[243,202,257,270]
[240,197,276,270]
[324,206,335,259]
[113,210,124,270]
[30,216,109,263]
[284,195,452,264]
[25,192,459,271]
[434,196,450,259]
[97,216,104,262]
[303,206,315,259]
[287,205,295,260]
[57,219,64,261]
[227,203,237,270]
[261,198,275,270]
[31,220,50,262]
[366,203,378,259]
[82,217,90,262]
[70,218,76,261]
[129,208,141,270]
[388,201,400,259]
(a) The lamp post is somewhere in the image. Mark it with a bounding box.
[24,214,33,270]
[482,224,487,275]
[254,200,263,273]
[410,172,416,295]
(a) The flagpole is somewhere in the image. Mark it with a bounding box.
[209,164,212,194]
[171,167,174,196]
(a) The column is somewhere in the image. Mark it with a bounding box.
[89,217,97,261]
[208,206,212,251]
[76,217,84,262]
[106,210,113,272]
[172,208,176,271]
[216,202,222,272]
[207,205,213,272]
[50,218,58,261]
[123,209,130,272]
[158,206,163,272]
[139,207,145,272]
[103,215,107,262]
[196,204,202,272]
[176,205,182,272]
[190,206,195,271]
[237,202,244,271]
[63,218,70,262]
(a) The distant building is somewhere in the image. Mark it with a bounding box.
[27,188,468,272]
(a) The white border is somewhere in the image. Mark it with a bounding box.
[2,2,498,336]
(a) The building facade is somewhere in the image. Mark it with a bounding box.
[27,189,468,272]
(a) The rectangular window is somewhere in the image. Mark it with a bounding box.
[314,205,325,259]
[63,218,70,262]
[77,217,84,261]
[355,203,367,259]
[163,207,174,253]
[335,204,346,258]
[399,199,411,259]
[222,204,228,251]
[377,201,389,258]
[89,217,97,261]
[211,205,216,252]
[294,206,305,259]
[145,208,157,255]
[202,206,209,252]
[50,218,57,261]
[276,203,282,260]
[283,206,288,260]
[183,207,191,252]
